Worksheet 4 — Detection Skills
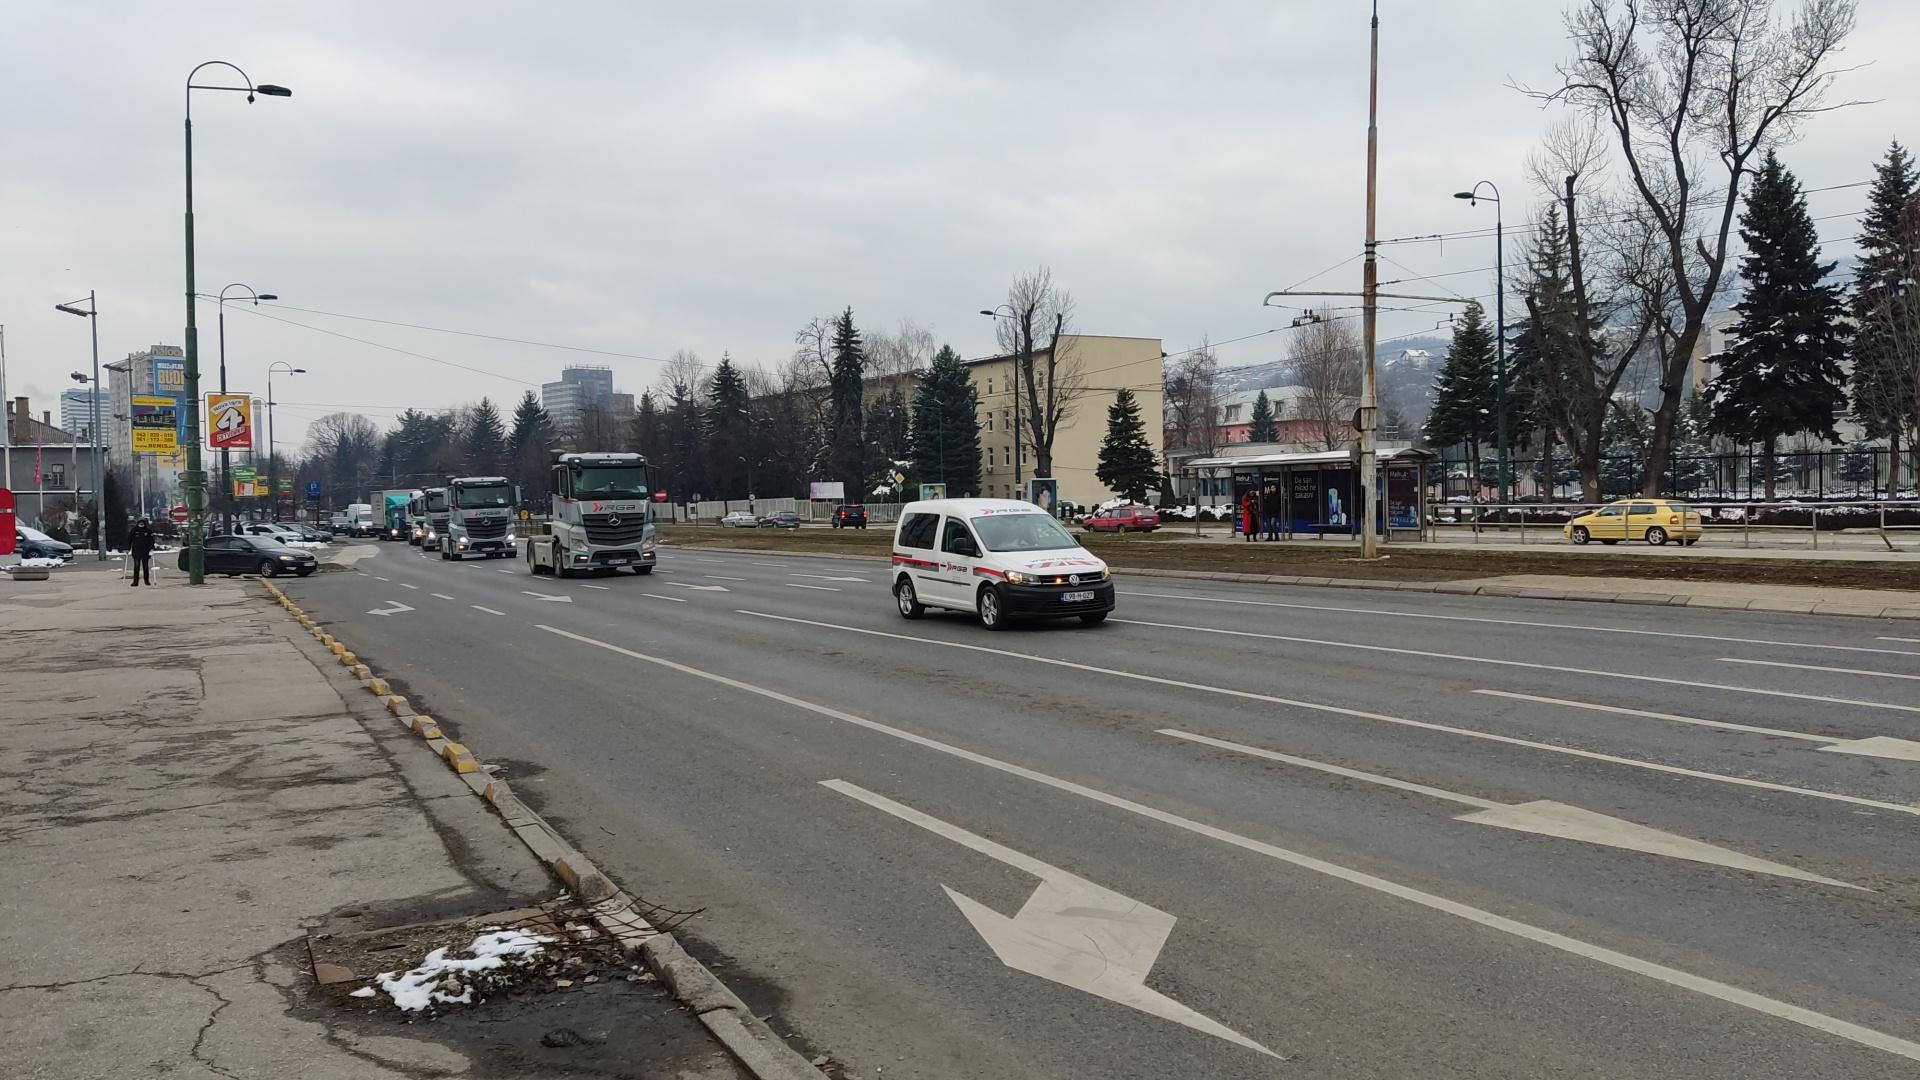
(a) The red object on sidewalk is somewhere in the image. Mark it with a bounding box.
[0,488,14,555]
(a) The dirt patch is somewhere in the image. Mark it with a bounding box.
[658,526,1920,592]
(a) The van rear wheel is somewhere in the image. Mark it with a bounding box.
[896,577,925,619]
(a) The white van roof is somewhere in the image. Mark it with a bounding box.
[899,498,1047,518]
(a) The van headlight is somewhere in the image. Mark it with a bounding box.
[1004,570,1031,585]
[1098,568,1111,580]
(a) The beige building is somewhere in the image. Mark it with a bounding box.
[967,334,1164,505]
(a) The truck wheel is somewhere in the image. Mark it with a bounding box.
[527,546,541,575]
[634,565,653,575]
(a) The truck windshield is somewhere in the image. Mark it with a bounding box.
[571,466,647,498]
[969,513,1079,553]
[454,483,512,509]
[426,491,448,512]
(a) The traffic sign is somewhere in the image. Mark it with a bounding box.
[170,505,189,524]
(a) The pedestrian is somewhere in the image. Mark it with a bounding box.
[1264,484,1283,541]
[1241,488,1259,542]
[128,518,155,587]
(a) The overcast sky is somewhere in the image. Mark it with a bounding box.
[4,1,1914,453]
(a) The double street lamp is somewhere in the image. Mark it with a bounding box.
[267,361,304,519]
[182,60,290,584]
[1453,181,1510,507]
[213,283,279,530]
[54,293,104,560]
[979,306,1024,491]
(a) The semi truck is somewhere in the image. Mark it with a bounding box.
[524,452,656,577]
[441,476,516,559]
[419,487,451,551]
[375,489,416,541]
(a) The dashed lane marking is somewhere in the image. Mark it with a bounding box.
[472,605,505,615]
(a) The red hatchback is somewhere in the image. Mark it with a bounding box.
[1082,505,1161,533]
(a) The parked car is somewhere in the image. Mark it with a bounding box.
[832,504,869,530]
[14,525,74,562]
[288,523,334,543]
[240,522,305,545]
[1565,499,1703,546]
[891,498,1113,628]
[1081,505,1162,533]
[178,534,318,577]
[767,510,801,530]
[719,511,760,528]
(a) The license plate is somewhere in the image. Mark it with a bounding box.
[1062,590,1095,602]
[607,557,629,565]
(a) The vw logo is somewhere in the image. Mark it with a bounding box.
[1067,574,1081,586]
[606,515,622,527]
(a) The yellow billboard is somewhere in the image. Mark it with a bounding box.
[131,396,180,453]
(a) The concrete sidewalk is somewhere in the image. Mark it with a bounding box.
[0,572,745,1079]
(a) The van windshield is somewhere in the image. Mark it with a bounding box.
[969,513,1078,553]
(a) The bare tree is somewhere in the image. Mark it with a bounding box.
[867,319,937,380]
[1163,337,1223,456]
[1521,0,1862,495]
[1286,310,1363,451]
[994,267,1085,480]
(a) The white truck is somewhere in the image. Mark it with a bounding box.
[441,476,516,560]
[419,487,451,551]
[524,452,656,577]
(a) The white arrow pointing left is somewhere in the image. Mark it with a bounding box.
[821,779,1277,1058]
[367,601,415,617]
[522,591,573,603]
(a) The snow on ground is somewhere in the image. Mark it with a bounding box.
[3,558,65,570]
[371,928,555,1012]
[285,540,328,549]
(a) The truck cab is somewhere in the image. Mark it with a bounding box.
[524,452,656,577]
[420,487,451,551]
[442,476,516,560]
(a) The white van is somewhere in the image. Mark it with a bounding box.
[891,498,1114,629]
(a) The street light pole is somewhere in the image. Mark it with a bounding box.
[215,284,278,530]
[1455,182,1509,506]
[183,62,290,584]
[980,306,1023,496]
[267,362,302,522]
[55,293,104,559]
[1357,0,1382,559]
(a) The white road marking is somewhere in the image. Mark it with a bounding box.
[793,573,871,583]
[1109,616,1920,715]
[707,575,749,581]
[430,593,456,601]
[1720,657,1920,682]
[373,575,390,582]
[577,583,610,590]
[1160,730,1857,889]
[1124,590,1920,657]
[1880,637,1920,644]
[823,780,1275,1057]
[521,590,572,603]
[1476,689,1920,761]
[786,583,842,592]
[471,605,505,616]
[495,567,515,573]
[739,611,1920,816]
[367,601,414,617]
[666,582,730,592]
[534,622,1920,1066]
[398,582,420,590]
[641,593,687,603]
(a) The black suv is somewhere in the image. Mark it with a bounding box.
[832,504,868,530]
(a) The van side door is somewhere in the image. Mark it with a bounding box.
[893,511,947,606]
[937,516,984,606]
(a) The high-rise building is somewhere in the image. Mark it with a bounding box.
[541,365,617,432]
[60,387,107,441]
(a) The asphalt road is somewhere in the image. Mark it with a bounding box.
[278,539,1920,1079]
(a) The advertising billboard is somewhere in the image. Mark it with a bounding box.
[918,483,948,501]
[153,358,189,443]
[808,481,846,501]
[1027,477,1059,517]
[205,393,253,451]
[130,396,180,453]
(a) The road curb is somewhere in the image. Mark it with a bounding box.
[257,579,827,1079]
[662,542,1920,620]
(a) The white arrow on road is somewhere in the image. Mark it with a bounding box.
[821,779,1277,1058]
[521,591,573,603]
[367,601,415,617]
[1161,730,1862,889]
[665,582,731,592]
[793,573,871,583]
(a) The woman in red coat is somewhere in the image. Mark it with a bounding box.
[1241,489,1260,542]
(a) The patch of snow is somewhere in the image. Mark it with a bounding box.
[349,987,377,998]
[285,540,328,549]
[371,928,554,1012]
[10,558,64,569]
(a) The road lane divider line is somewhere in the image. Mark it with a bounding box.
[577,583,610,590]
[471,605,506,616]
[431,593,456,601]
[373,575,390,581]
[1107,617,1920,715]
[1720,657,1920,682]
[399,582,420,590]
[535,621,1920,1065]
[786,584,842,592]
[1159,730,1861,889]
[494,567,515,574]
[1475,689,1920,761]
[1124,591,1920,657]
[642,593,688,603]
[707,575,749,581]
[737,611,1920,816]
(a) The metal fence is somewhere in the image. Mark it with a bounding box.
[1428,499,1920,550]
[1430,448,1920,503]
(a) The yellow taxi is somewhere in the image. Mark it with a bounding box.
[1565,498,1703,547]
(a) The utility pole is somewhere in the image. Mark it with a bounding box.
[1,324,10,494]
[1358,0,1382,559]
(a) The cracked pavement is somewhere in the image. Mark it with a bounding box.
[0,570,746,1079]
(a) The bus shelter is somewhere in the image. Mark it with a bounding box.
[1183,447,1437,540]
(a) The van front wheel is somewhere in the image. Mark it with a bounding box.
[977,585,1006,630]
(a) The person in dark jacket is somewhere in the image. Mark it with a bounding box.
[129,519,155,587]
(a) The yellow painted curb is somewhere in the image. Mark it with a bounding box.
[321,634,336,647]
[338,651,358,666]
[351,664,372,680]
[384,695,410,715]
[329,642,348,657]
[440,741,478,774]
[409,715,442,739]
[367,678,390,696]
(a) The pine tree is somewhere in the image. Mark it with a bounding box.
[865,388,913,499]
[705,354,751,498]
[507,391,556,507]
[1848,141,1918,491]
[630,392,663,461]
[464,397,509,477]
[1424,301,1499,486]
[1096,388,1158,503]
[909,345,982,497]
[1599,405,1646,496]
[661,372,707,501]
[1669,393,1715,496]
[1705,151,1849,500]
[1248,390,1278,443]
[1837,446,1876,490]
[826,308,867,497]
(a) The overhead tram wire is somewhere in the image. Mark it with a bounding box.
[238,300,673,365]
[225,305,540,387]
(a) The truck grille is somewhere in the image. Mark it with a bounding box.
[582,513,646,546]
[466,519,509,540]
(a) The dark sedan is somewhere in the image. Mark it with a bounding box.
[15,525,75,562]
[767,511,801,529]
[177,534,318,578]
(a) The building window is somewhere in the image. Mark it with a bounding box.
[48,463,67,489]
[1225,405,1241,421]
[985,413,993,432]
[987,377,993,395]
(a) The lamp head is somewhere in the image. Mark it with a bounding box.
[292,367,306,374]
[55,303,89,317]
[978,310,994,317]
[255,84,292,98]
[256,293,279,302]
[70,372,89,383]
